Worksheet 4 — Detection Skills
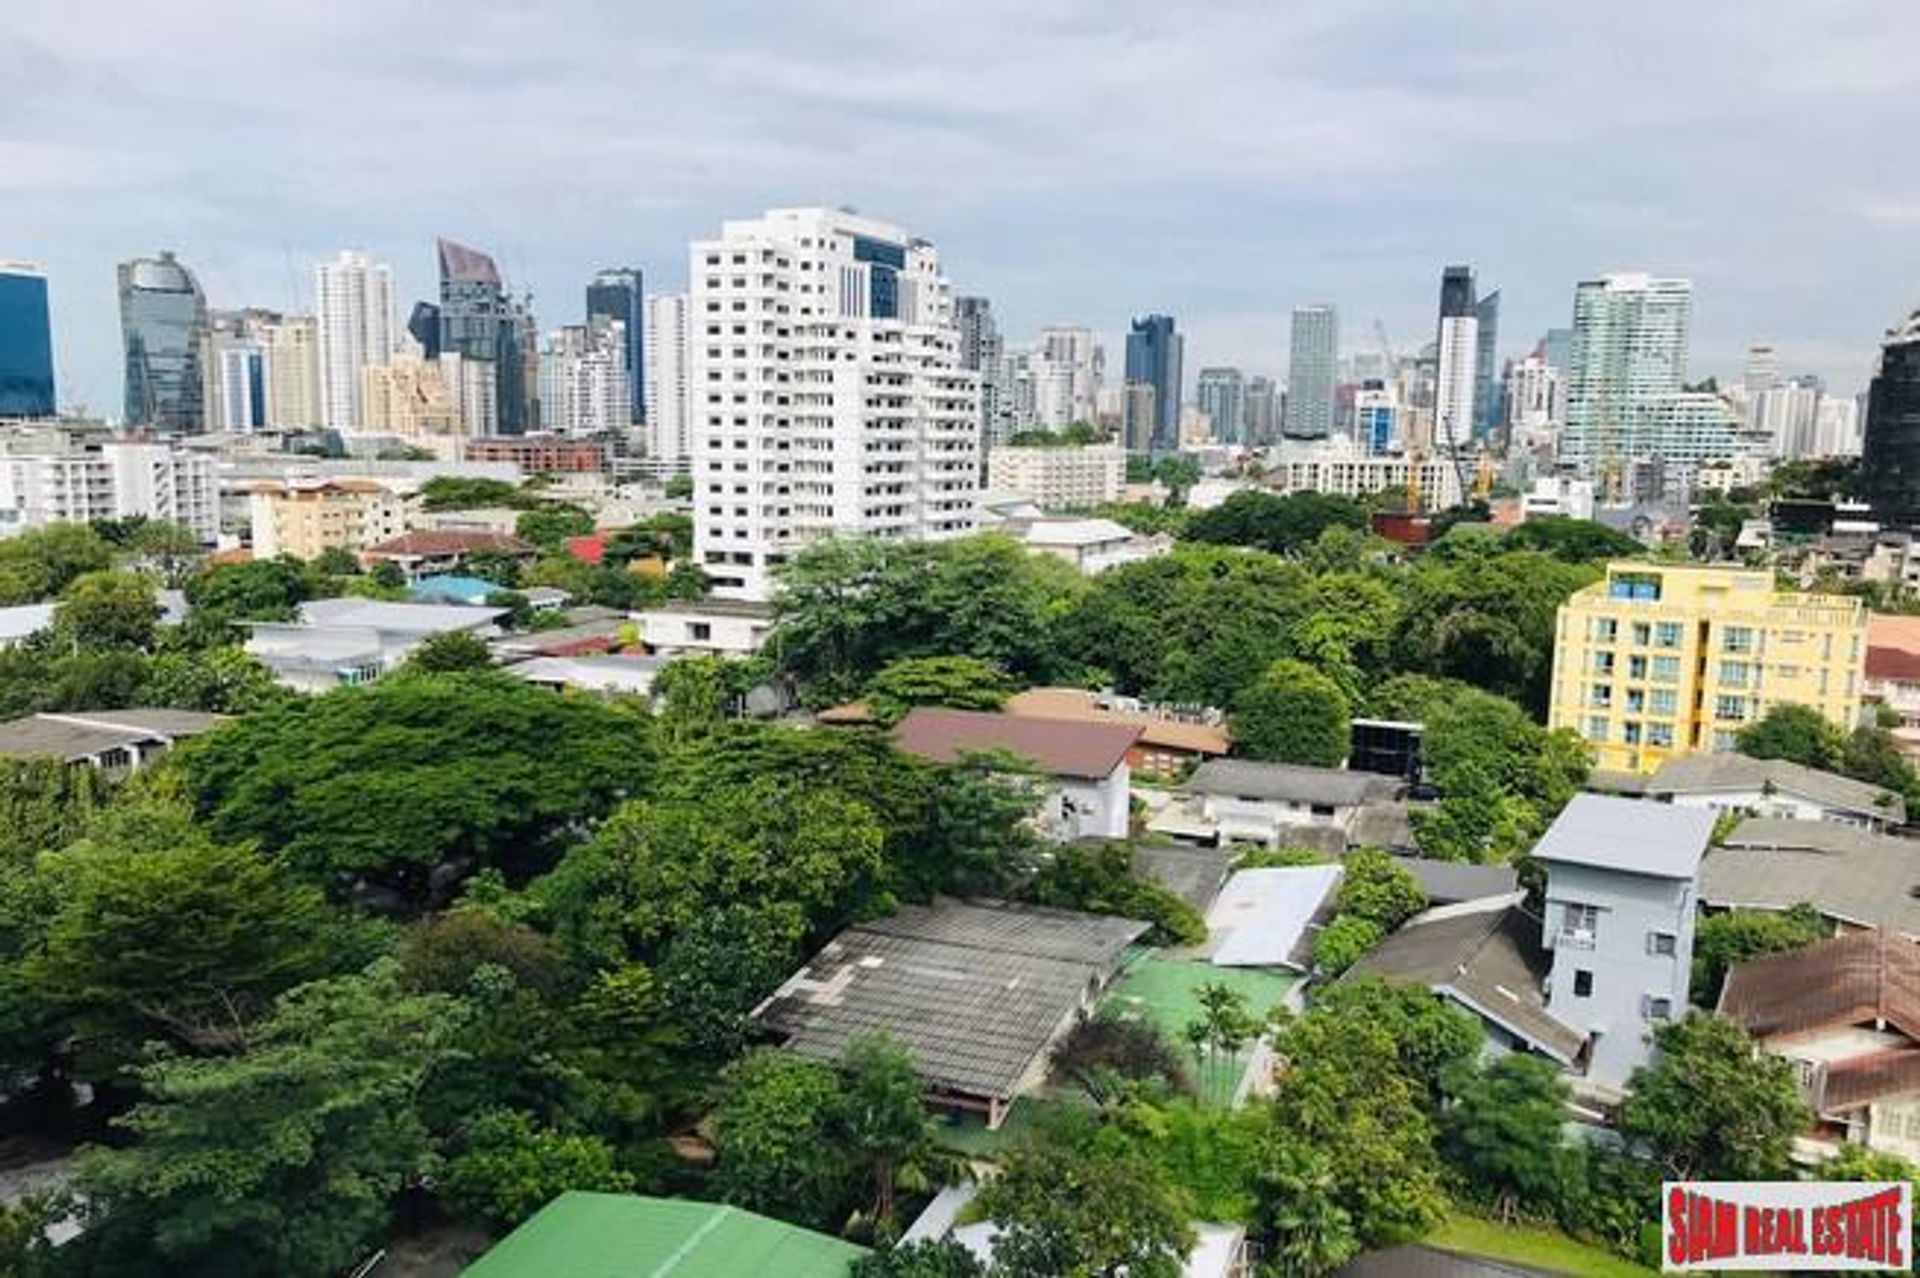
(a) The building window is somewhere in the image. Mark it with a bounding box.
[1643,996,1674,1022]
[1723,626,1755,654]
[1623,721,1643,745]
[1631,622,1652,646]
[1656,621,1683,648]
[1626,689,1646,713]
[1718,661,1752,687]
[1651,689,1678,715]
[1590,684,1612,708]
[1591,652,1615,675]
[1628,655,1648,680]
[1563,902,1599,940]
[1585,716,1609,742]
[1647,931,1677,956]
[1651,656,1681,683]
[1714,694,1749,722]
[688,622,712,641]
[1573,969,1594,997]
[1648,723,1675,748]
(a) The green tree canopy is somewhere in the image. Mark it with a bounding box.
[1735,703,1847,772]
[418,476,538,510]
[0,523,113,604]
[183,672,652,907]
[54,570,160,650]
[1441,1053,1575,1222]
[710,1050,852,1230]
[441,1108,633,1227]
[403,629,497,673]
[1185,490,1369,557]
[862,655,1015,725]
[1499,517,1642,563]
[515,503,597,549]
[980,1140,1195,1278]
[1690,905,1827,1007]
[1023,841,1206,946]
[1618,1012,1807,1181]
[1231,658,1351,767]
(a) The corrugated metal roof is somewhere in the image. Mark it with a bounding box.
[1131,843,1236,914]
[755,901,1147,1102]
[1704,819,1920,935]
[1644,753,1903,823]
[1530,793,1712,879]
[894,708,1140,780]
[1390,856,1518,906]
[1185,759,1380,806]
[1204,865,1344,969]
[1003,688,1231,756]
[461,1191,865,1278]
[1718,929,1920,1043]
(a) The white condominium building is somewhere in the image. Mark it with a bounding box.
[0,436,218,542]
[1270,440,1464,510]
[539,322,631,436]
[986,443,1124,510]
[315,250,395,430]
[644,293,692,466]
[688,207,979,600]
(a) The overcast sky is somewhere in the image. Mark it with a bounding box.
[8,0,1920,415]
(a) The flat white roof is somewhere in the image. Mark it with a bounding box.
[1205,864,1344,968]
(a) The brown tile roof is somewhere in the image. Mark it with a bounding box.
[1822,1047,1920,1111]
[1868,645,1920,682]
[893,707,1141,780]
[362,530,533,558]
[1717,929,1920,1043]
[1003,687,1231,756]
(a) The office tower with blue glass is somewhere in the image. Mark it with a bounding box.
[1125,314,1183,453]
[118,251,209,433]
[0,261,55,418]
[586,267,644,426]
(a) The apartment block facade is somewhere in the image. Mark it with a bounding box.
[1549,562,1866,774]
[986,443,1123,510]
[688,208,979,600]
[247,478,408,560]
[0,438,218,542]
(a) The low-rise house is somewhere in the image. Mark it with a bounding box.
[1596,753,1905,830]
[1202,864,1344,971]
[464,1191,865,1278]
[1013,516,1172,575]
[1533,794,1713,1087]
[1150,759,1400,850]
[504,653,665,697]
[635,598,773,658]
[901,1182,1248,1278]
[489,610,630,659]
[1703,817,1920,938]
[1389,856,1519,907]
[245,598,506,692]
[1720,930,1920,1157]
[1348,894,1587,1071]
[1003,687,1230,779]
[754,900,1148,1128]
[1867,613,1920,759]
[0,709,224,774]
[893,707,1140,841]
[360,529,533,580]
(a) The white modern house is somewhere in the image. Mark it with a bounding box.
[1014,517,1172,575]
[1158,759,1392,849]
[1605,752,1905,830]
[245,598,506,692]
[893,707,1139,842]
[635,598,773,658]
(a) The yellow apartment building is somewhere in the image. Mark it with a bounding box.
[1548,562,1866,774]
[246,478,409,561]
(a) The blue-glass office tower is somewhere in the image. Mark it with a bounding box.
[0,263,55,417]
[1860,309,1920,529]
[1125,314,1184,453]
[118,250,208,432]
[1474,289,1502,441]
[586,268,644,425]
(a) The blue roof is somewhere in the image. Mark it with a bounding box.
[409,574,503,604]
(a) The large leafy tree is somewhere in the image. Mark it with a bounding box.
[1736,704,1847,772]
[853,1240,986,1278]
[441,1107,632,1227]
[862,655,1014,725]
[68,964,464,1278]
[1184,490,1369,557]
[1331,848,1425,932]
[0,523,113,604]
[1441,1053,1574,1222]
[515,502,596,550]
[1231,658,1351,767]
[1618,1012,1806,1180]
[710,1050,853,1229]
[839,1034,946,1232]
[1023,841,1206,946]
[143,644,284,714]
[54,570,161,650]
[980,1141,1195,1278]
[183,672,652,907]
[1499,517,1642,563]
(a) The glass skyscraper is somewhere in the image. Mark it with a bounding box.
[118,250,209,432]
[437,238,533,434]
[586,268,644,425]
[1283,305,1338,439]
[1473,288,1501,441]
[0,261,55,417]
[1196,367,1246,444]
[1124,314,1183,453]
[1860,308,1920,528]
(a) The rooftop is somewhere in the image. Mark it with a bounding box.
[754,900,1148,1102]
[894,708,1141,780]
[365,530,532,558]
[1718,929,1920,1043]
[296,597,507,634]
[638,597,775,620]
[1203,865,1344,969]
[1130,843,1237,914]
[461,1191,865,1278]
[0,709,225,762]
[1019,518,1137,548]
[1638,752,1904,822]
[1529,793,1713,880]
[1184,759,1383,807]
[507,654,664,694]
[1703,818,1920,935]
[1347,897,1586,1065]
[1389,856,1519,906]
[1004,687,1230,756]
[409,574,507,604]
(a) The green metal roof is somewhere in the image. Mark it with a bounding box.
[461,1192,868,1278]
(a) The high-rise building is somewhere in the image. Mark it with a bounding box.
[1541,327,1573,374]
[1195,367,1246,444]
[1434,267,1478,451]
[1124,315,1183,452]
[118,251,208,433]
[538,321,631,436]
[1561,274,1748,491]
[1504,352,1563,447]
[1035,326,1100,427]
[406,302,441,361]
[359,354,458,438]
[1859,308,1920,527]
[688,207,978,600]
[436,238,534,435]
[262,314,323,429]
[586,268,644,426]
[1474,288,1501,441]
[0,428,217,541]
[1121,382,1158,453]
[1244,375,1277,446]
[1284,305,1338,439]
[953,296,1008,452]
[0,262,55,418]
[1815,396,1862,458]
[1744,343,1779,399]
[643,294,691,467]
[314,250,394,431]
[207,309,270,432]
[1754,375,1825,460]
[1353,380,1399,456]
[1548,562,1865,774]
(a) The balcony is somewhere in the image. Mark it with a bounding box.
[1553,930,1596,951]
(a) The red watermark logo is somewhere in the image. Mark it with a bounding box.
[1664,1181,1912,1271]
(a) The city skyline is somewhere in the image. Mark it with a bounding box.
[7,2,1920,415]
